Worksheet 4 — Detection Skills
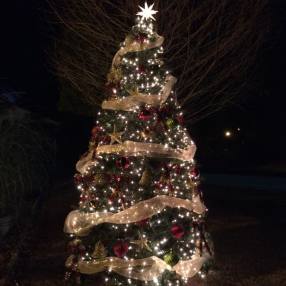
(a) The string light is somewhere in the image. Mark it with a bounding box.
[65,3,212,286]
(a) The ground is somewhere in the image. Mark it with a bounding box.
[2,180,286,286]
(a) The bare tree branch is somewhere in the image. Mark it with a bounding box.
[48,0,269,123]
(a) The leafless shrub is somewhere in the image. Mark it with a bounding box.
[49,0,269,122]
[0,108,55,216]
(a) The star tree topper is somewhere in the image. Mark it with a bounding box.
[137,2,158,21]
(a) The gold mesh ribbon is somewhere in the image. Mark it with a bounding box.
[76,151,94,175]
[66,250,209,280]
[112,34,164,67]
[76,140,196,174]
[102,75,177,111]
[64,195,206,237]
[96,141,196,162]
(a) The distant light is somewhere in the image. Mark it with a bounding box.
[225,130,232,138]
[237,128,241,131]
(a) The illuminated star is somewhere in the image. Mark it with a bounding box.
[131,233,152,252]
[137,2,158,21]
[108,125,124,145]
[128,87,141,97]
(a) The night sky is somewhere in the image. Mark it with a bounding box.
[0,0,285,174]
[0,0,58,112]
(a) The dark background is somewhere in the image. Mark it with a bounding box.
[0,2,285,285]
[0,0,285,177]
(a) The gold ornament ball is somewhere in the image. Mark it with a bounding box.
[163,251,179,266]
[166,118,175,128]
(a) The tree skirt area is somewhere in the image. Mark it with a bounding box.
[1,182,286,286]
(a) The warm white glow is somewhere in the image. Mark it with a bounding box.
[137,2,158,21]
[225,130,232,137]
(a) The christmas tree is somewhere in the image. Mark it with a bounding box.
[64,3,213,285]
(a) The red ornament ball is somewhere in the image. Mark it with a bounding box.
[91,126,101,138]
[135,33,148,45]
[173,164,182,175]
[138,65,146,74]
[112,175,123,184]
[191,168,200,178]
[116,157,131,169]
[99,135,111,145]
[136,218,149,227]
[139,109,153,121]
[74,174,83,185]
[176,115,185,125]
[171,224,185,239]
[113,241,129,258]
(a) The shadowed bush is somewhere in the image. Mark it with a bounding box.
[0,106,56,217]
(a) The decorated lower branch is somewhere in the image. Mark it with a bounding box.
[66,250,210,281]
[64,195,206,237]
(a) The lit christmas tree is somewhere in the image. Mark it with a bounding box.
[64,3,213,285]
